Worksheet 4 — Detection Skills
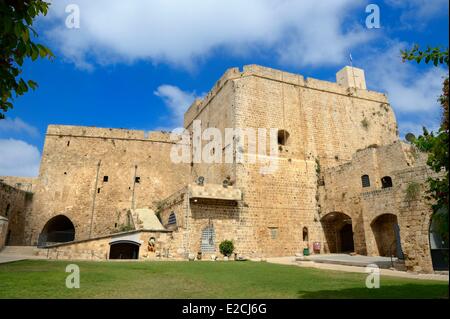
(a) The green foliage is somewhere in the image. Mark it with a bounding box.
[0,0,54,119]
[112,223,135,233]
[219,240,234,257]
[403,45,449,243]
[401,44,449,67]
[361,118,369,129]
[315,158,321,175]
[405,182,421,202]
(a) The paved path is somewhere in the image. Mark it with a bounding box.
[265,256,449,282]
[0,246,46,264]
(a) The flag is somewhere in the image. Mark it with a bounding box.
[349,53,353,62]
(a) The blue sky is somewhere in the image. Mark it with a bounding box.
[0,0,448,176]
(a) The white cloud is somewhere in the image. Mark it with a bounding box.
[42,0,370,69]
[385,0,449,27]
[0,118,39,138]
[154,85,200,128]
[362,41,448,136]
[0,139,41,177]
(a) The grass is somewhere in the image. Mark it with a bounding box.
[0,260,448,299]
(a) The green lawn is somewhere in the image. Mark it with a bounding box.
[0,260,447,299]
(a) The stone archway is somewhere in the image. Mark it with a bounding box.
[109,241,140,259]
[38,215,75,247]
[429,213,449,271]
[321,212,354,253]
[371,213,402,257]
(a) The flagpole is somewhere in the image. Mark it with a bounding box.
[350,53,357,89]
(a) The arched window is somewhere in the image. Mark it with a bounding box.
[381,176,393,188]
[168,212,177,226]
[277,130,290,146]
[361,175,370,188]
[302,227,309,241]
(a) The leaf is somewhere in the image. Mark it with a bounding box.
[22,28,30,42]
[31,45,39,61]
[27,80,38,90]
[14,23,22,37]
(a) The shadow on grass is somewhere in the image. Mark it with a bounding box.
[298,283,449,299]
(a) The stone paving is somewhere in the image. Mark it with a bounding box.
[266,255,449,282]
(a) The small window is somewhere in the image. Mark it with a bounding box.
[168,212,177,226]
[135,177,140,183]
[277,130,290,146]
[269,227,278,239]
[103,176,109,182]
[381,176,393,188]
[67,141,70,147]
[5,204,10,217]
[361,175,370,188]
[302,227,309,241]
[97,188,101,193]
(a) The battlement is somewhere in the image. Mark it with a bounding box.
[184,64,389,127]
[46,125,175,143]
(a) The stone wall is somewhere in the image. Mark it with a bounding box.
[320,141,436,272]
[0,182,33,245]
[0,176,36,192]
[0,64,439,272]
[26,125,189,245]
[0,217,8,251]
[37,230,178,260]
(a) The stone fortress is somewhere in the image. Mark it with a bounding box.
[0,64,447,273]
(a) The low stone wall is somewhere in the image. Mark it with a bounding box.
[36,229,182,260]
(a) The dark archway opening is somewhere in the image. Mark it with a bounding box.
[38,215,75,247]
[109,241,140,259]
[321,212,355,253]
[277,130,290,146]
[381,176,393,188]
[340,224,355,252]
[429,214,449,271]
[371,214,403,258]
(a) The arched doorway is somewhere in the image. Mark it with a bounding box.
[429,213,449,270]
[321,212,354,253]
[109,241,140,259]
[38,215,75,247]
[371,213,403,258]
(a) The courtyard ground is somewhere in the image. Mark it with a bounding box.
[0,260,448,299]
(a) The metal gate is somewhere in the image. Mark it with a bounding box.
[200,227,215,253]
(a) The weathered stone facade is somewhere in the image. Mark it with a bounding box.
[0,64,444,273]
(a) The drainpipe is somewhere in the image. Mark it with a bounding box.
[131,165,138,211]
[89,160,101,239]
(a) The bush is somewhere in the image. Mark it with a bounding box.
[219,240,234,257]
